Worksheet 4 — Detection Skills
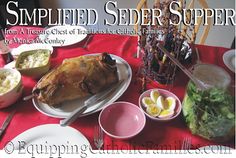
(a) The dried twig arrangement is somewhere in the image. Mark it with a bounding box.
[136,0,194,92]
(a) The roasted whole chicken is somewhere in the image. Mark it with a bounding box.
[33,53,119,106]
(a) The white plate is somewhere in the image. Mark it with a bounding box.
[11,43,54,57]
[223,49,235,72]
[32,54,132,118]
[9,124,90,150]
[38,25,87,47]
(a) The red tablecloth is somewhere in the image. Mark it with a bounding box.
[0,26,235,150]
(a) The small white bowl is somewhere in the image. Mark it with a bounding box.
[0,68,23,109]
[139,89,182,121]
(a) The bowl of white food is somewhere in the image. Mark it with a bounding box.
[0,68,23,109]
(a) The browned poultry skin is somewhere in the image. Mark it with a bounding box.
[33,53,119,106]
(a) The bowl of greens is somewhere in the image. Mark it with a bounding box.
[182,64,235,142]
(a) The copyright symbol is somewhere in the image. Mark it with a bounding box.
[4,141,14,154]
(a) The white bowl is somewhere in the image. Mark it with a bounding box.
[139,89,182,121]
[0,68,23,108]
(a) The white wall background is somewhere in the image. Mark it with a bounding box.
[39,0,235,48]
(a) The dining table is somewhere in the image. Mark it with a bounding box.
[0,26,235,150]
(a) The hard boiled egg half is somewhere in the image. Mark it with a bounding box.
[142,96,161,117]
